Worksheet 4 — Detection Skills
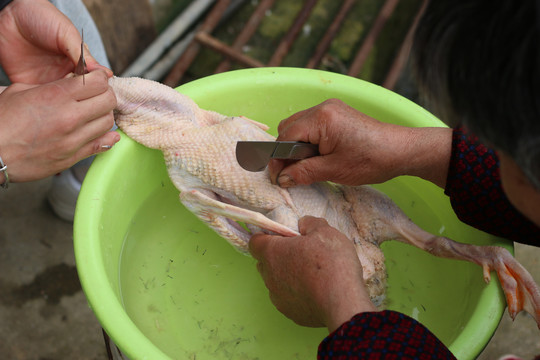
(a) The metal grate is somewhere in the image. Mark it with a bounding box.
[162,0,427,90]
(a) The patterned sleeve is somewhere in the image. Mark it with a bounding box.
[444,127,539,246]
[318,310,456,360]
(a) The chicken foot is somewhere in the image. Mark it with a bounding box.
[394,221,540,328]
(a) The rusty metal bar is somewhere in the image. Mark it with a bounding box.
[196,32,265,67]
[161,0,420,89]
[267,0,319,67]
[215,0,277,73]
[383,0,427,89]
[306,0,356,69]
[122,0,215,77]
[164,0,231,87]
[348,0,400,77]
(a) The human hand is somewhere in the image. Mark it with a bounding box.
[0,69,119,183]
[268,98,452,188]
[0,0,112,84]
[249,216,377,333]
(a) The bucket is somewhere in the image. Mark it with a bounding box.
[74,68,510,359]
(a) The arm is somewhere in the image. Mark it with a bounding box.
[269,100,538,244]
[249,216,456,359]
[445,127,539,246]
[0,0,119,186]
[268,99,452,189]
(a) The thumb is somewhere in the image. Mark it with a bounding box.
[55,20,87,65]
[276,156,335,187]
[249,232,289,261]
[59,26,113,77]
[249,232,272,260]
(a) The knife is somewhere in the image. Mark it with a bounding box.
[75,29,88,84]
[236,141,319,172]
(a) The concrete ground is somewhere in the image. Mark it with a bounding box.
[0,169,539,360]
[0,179,106,359]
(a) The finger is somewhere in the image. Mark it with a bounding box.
[276,120,312,143]
[298,216,329,235]
[249,232,290,261]
[62,112,116,157]
[83,44,114,77]
[76,111,116,142]
[256,260,264,274]
[55,18,87,66]
[67,82,117,126]
[267,158,286,185]
[86,62,114,78]
[277,106,326,144]
[54,21,114,77]
[55,69,111,101]
[275,155,336,187]
[71,69,113,101]
[3,82,37,94]
[72,130,121,161]
[277,107,312,134]
[248,232,273,260]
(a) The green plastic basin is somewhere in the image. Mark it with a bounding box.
[74,68,510,360]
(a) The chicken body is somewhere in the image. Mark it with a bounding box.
[111,77,540,325]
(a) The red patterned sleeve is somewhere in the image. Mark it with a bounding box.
[444,127,539,246]
[318,310,456,360]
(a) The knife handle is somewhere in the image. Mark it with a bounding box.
[273,142,319,160]
[289,143,319,159]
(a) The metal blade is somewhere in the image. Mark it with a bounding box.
[75,28,88,84]
[236,141,319,172]
[235,141,278,172]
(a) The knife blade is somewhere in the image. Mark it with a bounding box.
[75,29,88,84]
[236,141,319,172]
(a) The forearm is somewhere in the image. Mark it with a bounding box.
[323,288,378,333]
[390,125,452,188]
[445,127,540,245]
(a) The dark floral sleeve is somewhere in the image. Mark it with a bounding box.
[444,127,539,246]
[318,310,456,360]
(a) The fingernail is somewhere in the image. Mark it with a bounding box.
[101,145,112,150]
[267,160,278,185]
[277,173,295,187]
